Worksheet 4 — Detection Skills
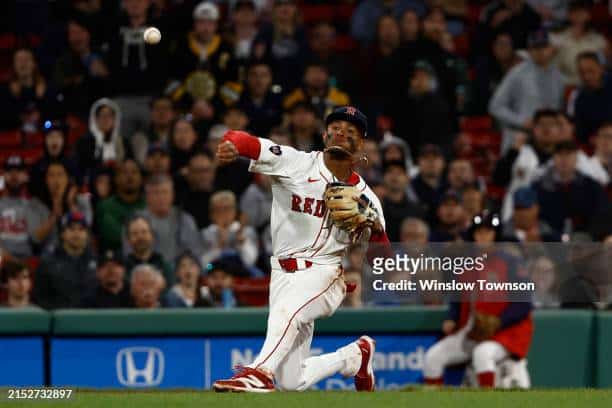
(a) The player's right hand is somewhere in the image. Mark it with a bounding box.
[216,140,239,165]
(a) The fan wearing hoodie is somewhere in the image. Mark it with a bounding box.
[75,98,133,178]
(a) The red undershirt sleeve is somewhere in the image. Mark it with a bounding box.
[223,131,261,160]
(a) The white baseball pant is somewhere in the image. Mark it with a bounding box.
[249,260,363,391]
[423,318,510,379]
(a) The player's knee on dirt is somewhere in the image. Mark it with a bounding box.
[472,341,498,373]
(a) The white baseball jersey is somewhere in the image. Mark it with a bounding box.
[249,138,385,265]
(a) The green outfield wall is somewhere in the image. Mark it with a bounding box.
[0,307,610,387]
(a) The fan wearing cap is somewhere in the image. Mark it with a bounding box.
[170,1,239,112]
[0,155,54,258]
[502,186,560,242]
[33,211,97,309]
[81,250,131,308]
[532,140,608,236]
[213,106,387,392]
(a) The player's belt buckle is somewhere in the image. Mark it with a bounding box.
[278,258,313,273]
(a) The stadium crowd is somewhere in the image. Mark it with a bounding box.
[0,0,611,310]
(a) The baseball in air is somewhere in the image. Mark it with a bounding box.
[143,27,161,44]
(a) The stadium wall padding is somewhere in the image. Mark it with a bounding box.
[0,307,609,387]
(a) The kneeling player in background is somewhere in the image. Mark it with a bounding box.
[423,213,533,388]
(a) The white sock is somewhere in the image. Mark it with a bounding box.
[297,341,362,390]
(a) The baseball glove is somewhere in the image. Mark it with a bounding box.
[324,182,379,237]
[467,313,501,342]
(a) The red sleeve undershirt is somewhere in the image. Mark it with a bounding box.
[223,131,261,160]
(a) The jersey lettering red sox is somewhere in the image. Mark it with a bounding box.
[249,138,385,265]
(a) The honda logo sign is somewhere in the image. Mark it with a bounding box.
[116,347,164,387]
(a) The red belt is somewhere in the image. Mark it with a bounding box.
[278,258,313,272]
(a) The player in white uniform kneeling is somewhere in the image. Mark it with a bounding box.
[212,106,389,392]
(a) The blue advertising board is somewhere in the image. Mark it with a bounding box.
[0,337,44,386]
[51,338,205,388]
[49,335,450,389]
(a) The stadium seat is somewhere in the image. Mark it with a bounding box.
[19,148,43,165]
[0,130,22,148]
[233,277,270,307]
[460,116,493,132]
[301,5,335,25]
[24,132,44,148]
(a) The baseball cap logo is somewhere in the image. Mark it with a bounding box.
[345,106,357,116]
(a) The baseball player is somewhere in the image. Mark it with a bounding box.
[423,213,533,388]
[212,106,389,392]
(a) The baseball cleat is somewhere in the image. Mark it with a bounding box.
[355,335,376,391]
[213,367,275,393]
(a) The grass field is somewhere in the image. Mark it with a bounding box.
[3,389,612,408]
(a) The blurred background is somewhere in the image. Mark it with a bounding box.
[0,0,611,391]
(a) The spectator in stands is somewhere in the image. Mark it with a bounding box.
[357,138,384,185]
[89,167,114,210]
[475,0,541,54]
[528,0,568,29]
[229,0,260,68]
[53,17,108,118]
[308,21,357,97]
[351,0,425,44]
[0,156,52,258]
[123,215,172,284]
[400,217,429,245]
[382,160,425,242]
[143,143,171,176]
[105,0,168,138]
[0,48,59,131]
[130,96,176,165]
[36,161,93,249]
[552,0,609,86]
[342,268,363,308]
[29,121,79,201]
[411,144,447,223]
[283,61,350,120]
[33,211,97,309]
[1,260,34,308]
[175,152,216,229]
[222,106,250,131]
[361,14,402,121]
[240,174,272,232]
[462,184,486,222]
[571,51,612,144]
[399,8,420,44]
[138,174,202,263]
[472,32,523,115]
[386,60,454,156]
[209,125,252,198]
[446,159,476,194]
[287,102,323,152]
[236,61,283,137]
[170,2,237,112]
[529,255,559,308]
[252,0,308,92]
[493,109,561,219]
[81,249,131,308]
[169,117,200,176]
[502,186,560,242]
[583,122,612,187]
[164,251,205,308]
[96,159,145,251]
[429,191,466,241]
[75,98,131,177]
[129,264,166,309]
[380,135,413,177]
[201,190,259,275]
[199,261,237,308]
[533,141,608,235]
[489,29,564,152]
